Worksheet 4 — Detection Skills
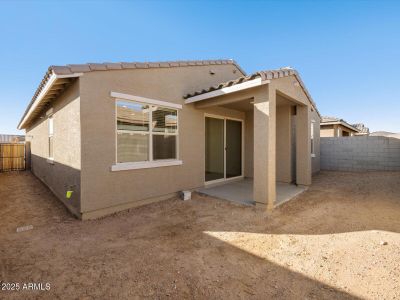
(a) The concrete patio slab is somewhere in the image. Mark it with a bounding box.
[198,179,254,206]
[197,179,306,206]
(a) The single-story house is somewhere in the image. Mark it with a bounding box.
[18,59,321,219]
[320,116,359,137]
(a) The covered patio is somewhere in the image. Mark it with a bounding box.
[185,69,316,209]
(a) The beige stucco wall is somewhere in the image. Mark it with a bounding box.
[320,124,334,137]
[321,124,357,137]
[271,76,313,187]
[26,80,81,216]
[79,64,244,216]
[276,102,292,183]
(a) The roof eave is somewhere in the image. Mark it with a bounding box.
[321,121,360,132]
[184,77,270,104]
[17,71,82,130]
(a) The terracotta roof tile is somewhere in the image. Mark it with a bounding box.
[88,63,108,71]
[134,62,149,68]
[51,65,72,75]
[67,64,91,73]
[104,63,123,70]
[120,62,136,68]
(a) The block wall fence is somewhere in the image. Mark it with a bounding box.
[321,136,400,171]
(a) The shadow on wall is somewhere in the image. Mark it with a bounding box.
[30,154,81,218]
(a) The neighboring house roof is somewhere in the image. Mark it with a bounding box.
[183,67,321,118]
[391,133,400,139]
[352,123,370,134]
[0,134,25,143]
[321,116,360,132]
[18,59,245,130]
[370,131,400,138]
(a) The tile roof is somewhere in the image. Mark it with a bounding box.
[183,67,320,117]
[50,59,245,76]
[321,116,359,132]
[321,116,341,123]
[19,59,244,129]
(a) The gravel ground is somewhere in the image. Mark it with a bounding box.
[1,171,400,299]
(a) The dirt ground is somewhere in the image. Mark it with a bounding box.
[1,171,400,300]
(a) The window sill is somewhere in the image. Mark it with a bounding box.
[47,158,54,164]
[111,160,182,172]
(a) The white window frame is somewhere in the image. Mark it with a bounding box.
[47,109,54,164]
[111,92,182,171]
[311,119,316,158]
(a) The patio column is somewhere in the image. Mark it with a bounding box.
[276,104,292,183]
[253,86,276,210]
[296,104,312,185]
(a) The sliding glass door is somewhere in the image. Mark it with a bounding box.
[205,117,225,182]
[226,119,242,178]
[205,116,243,183]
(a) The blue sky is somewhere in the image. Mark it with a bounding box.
[0,0,399,134]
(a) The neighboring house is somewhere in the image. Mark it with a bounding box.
[0,134,25,143]
[352,123,370,136]
[320,116,359,137]
[18,59,321,220]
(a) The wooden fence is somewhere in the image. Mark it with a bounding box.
[0,143,26,172]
